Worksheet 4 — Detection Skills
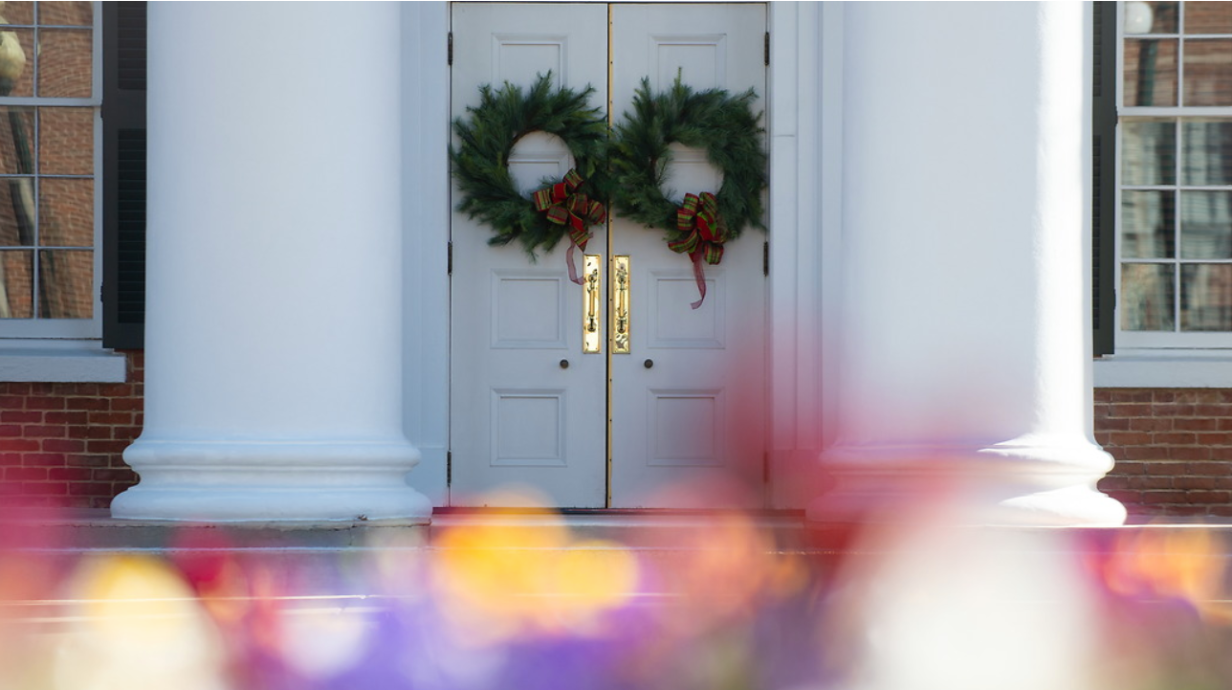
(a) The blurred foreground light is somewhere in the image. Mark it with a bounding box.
[53,555,227,690]
[1103,525,1230,622]
[826,507,1102,690]
[279,604,374,680]
[433,488,640,644]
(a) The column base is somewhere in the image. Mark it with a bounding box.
[112,439,432,523]
[807,438,1128,527]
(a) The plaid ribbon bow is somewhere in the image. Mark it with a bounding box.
[669,192,726,309]
[533,169,606,285]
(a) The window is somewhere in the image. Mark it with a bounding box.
[0,2,145,353]
[1107,1,1232,351]
[0,3,143,382]
[0,1,99,338]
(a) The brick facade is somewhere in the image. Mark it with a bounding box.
[0,349,141,508]
[0,372,1227,515]
[1096,388,1232,518]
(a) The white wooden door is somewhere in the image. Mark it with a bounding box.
[608,4,767,508]
[450,3,766,509]
[449,3,609,508]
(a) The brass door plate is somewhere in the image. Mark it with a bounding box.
[583,254,602,354]
[613,255,630,354]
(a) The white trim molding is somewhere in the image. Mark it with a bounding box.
[1095,352,1232,388]
[0,341,126,383]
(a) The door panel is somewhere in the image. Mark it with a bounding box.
[450,3,767,509]
[609,4,767,508]
[449,4,609,507]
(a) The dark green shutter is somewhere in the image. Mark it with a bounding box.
[1092,1,1117,357]
[102,2,147,350]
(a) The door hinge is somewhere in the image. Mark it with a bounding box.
[763,241,769,276]
[764,32,770,66]
[448,240,453,275]
[448,32,453,66]
[447,451,452,484]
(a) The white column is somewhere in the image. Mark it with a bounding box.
[812,3,1125,526]
[112,3,431,522]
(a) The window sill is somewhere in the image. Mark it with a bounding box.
[1094,351,1232,388]
[0,343,127,383]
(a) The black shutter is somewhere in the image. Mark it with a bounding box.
[1092,1,1117,357]
[101,2,146,349]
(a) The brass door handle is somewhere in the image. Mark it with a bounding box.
[614,255,630,354]
[583,254,601,354]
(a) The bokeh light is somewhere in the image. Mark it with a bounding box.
[0,493,1230,689]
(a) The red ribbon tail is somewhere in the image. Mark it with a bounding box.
[690,250,706,310]
[567,238,583,285]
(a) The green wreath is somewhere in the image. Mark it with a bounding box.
[609,76,767,307]
[450,73,609,261]
[610,76,767,239]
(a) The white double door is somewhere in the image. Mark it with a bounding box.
[449,3,767,508]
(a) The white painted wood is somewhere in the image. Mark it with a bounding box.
[450,3,771,509]
[401,2,451,505]
[608,3,767,508]
[449,4,609,507]
[114,2,430,522]
[766,2,831,509]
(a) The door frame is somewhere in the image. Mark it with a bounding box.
[400,2,842,508]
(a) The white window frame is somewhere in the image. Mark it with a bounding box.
[1099,1,1232,387]
[0,2,123,383]
[0,4,104,339]
[1114,1,1232,351]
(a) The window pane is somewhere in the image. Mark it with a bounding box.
[0,28,34,98]
[0,3,34,27]
[38,29,91,98]
[0,249,32,318]
[0,106,34,175]
[1184,1,1232,33]
[1182,119,1232,185]
[1182,264,1232,330]
[1126,2,1180,34]
[1124,39,1179,107]
[39,107,92,175]
[1123,120,1177,185]
[39,178,92,247]
[1122,263,1176,331]
[38,2,91,27]
[37,249,89,318]
[1181,191,1232,258]
[1183,39,1232,106]
[0,178,34,246]
[1123,190,1175,258]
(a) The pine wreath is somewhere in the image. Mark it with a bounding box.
[609,76,767,307]
[450,73,609,261]
[610,76,767,239]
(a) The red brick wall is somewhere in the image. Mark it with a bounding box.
[1096,388,1232,518]
[1,371,1227,516]
[0,349,141,509]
